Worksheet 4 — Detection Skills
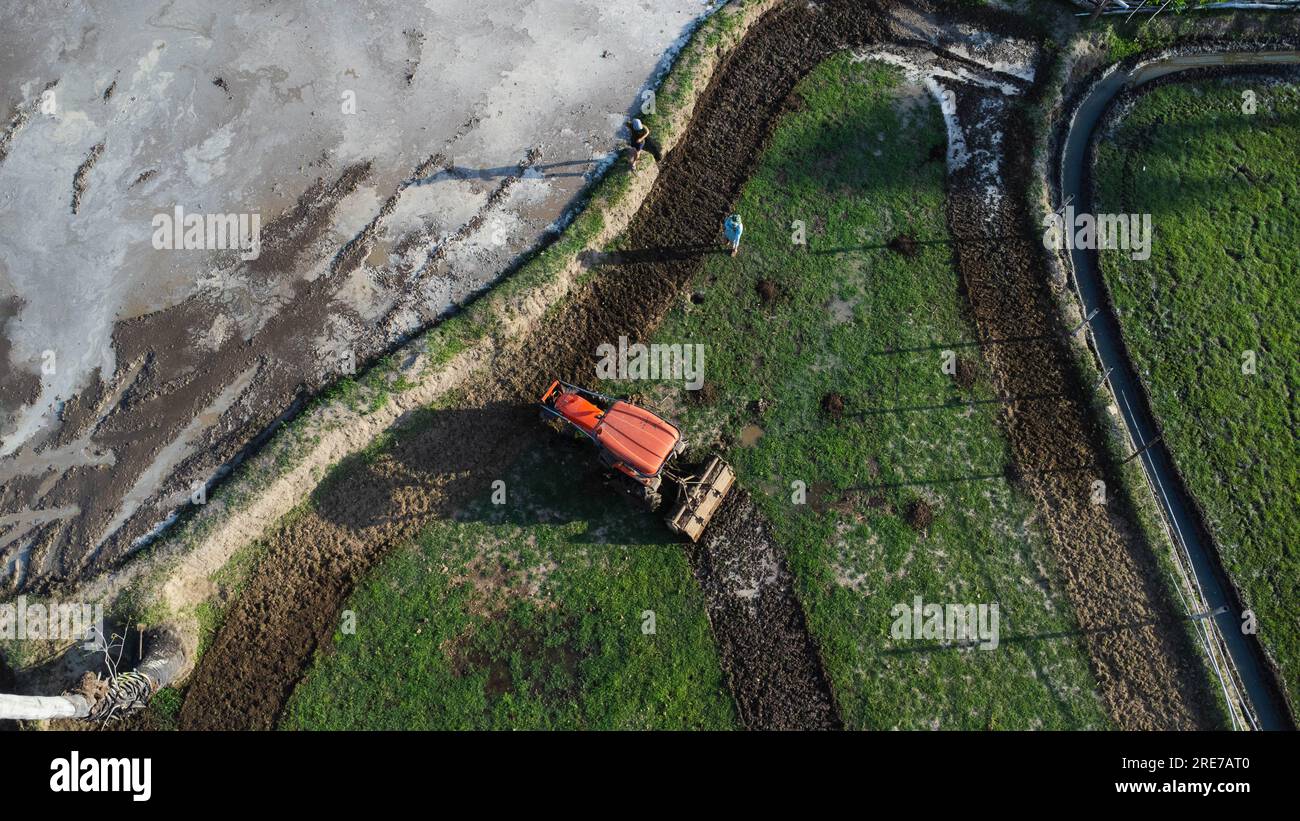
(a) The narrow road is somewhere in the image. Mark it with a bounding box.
[1058,49,1299,731]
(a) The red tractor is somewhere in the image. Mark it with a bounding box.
[539,380,734,541]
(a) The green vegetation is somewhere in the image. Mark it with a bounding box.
[143,687,183,730]
[604,55,1110,729]
[283,447,736,730]
[1094,77,1300,707]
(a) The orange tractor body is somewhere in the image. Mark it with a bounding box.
[539,380,734,541]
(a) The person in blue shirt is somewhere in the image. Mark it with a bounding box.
[627,118,650,169]
[723,214,743,256]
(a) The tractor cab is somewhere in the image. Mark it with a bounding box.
[540,380,682,483]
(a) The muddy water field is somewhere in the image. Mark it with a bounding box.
[171,0,1229,729]
[0,0,709,593]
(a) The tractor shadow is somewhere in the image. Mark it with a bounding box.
[452,444,682,548]
[309,401,677,546]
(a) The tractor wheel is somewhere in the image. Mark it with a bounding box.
[635,484,663,512]
[616,479,662,512]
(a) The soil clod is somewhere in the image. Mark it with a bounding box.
[905,499,933,533]
[887,232,919,258]
[689,382,718,405]
[821,391,845,419]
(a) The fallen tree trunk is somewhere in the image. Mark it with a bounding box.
[0,627,185,723]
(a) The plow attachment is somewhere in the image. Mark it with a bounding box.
[665,455,735,542]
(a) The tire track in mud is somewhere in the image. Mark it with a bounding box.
[180,0,1216,730]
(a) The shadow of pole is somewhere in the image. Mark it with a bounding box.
[883,608,1229,656]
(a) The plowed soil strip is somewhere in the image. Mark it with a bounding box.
[944,99,1216,726]
[690,491,840,729]
[180,0,1216,730]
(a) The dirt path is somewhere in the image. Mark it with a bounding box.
[941,89,1217,728]
[180,0,1218,730]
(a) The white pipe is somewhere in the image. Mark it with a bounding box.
[0,692,90,721]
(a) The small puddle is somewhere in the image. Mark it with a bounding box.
[365,243,390,268]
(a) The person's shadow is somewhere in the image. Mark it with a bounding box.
[579,243,723,268]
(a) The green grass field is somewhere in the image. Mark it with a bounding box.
[605,55,1110,729]
[282,445,737,730]
[1094,77,1300,708]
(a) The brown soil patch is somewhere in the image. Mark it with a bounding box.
[821,391,845,419]
[953,354,979,390]
[887,232,919,257]
[689,382,719,405]
[756,278,779,304]
[905,499,933,533]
